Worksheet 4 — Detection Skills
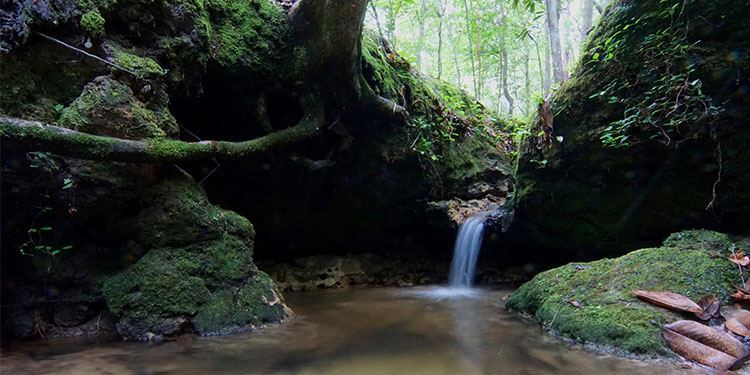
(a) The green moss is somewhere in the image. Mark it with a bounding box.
[58,76,175,139]
[81,9,105,38]
[506,230,739,356]
[102,252,210,317]
[114,52,165,79]
[0,40,106,122]
[162,0,287,73]
[193,272,289,334]
[360,29,513,190]
[97,171,291,338]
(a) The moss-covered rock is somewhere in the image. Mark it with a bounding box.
[58,76,178,139]
[0,38,108,122]
[506,230,739,356]
[193,272,291,335]
[96,169,291,340]
[80,8,105,38]
[512,0,750,259]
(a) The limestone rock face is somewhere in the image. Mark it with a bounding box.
[506,230,739,356]
[262,254,446,291]
[511,0,750,259]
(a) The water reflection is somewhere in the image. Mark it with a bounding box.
[2,287,706,375]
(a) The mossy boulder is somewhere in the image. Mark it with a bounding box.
[506,230,739,356]
[193,272,292,335]
[58,76,178,139]
[512,0,750,259]
[98,170,291,340]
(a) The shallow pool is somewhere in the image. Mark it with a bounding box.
[1,286,703,374]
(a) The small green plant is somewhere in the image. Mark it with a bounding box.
[587,5,724,148]
[19,153,74,257]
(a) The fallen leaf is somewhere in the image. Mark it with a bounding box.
[729,250,750,266]
[632,290,703,314]
[662,320,750,370]
[726,311,750,337]
[569,300,581,308]
[731,292,750,301]
[696,295,721,320]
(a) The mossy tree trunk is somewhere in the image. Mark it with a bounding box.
[1,0,405,163]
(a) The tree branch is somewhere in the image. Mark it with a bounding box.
[1,103,324,163]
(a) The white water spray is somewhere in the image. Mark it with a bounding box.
[448,215,485,288]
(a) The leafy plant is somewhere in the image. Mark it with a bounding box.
[18,153,74,257]
[587,5,724,148]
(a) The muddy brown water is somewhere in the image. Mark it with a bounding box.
[1,287,710,375]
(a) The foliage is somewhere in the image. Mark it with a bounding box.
[18,152,74,257]
[80,8,105,38]
[367,0,606,117]
[586,2,725,148]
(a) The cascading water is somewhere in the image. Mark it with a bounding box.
[448,215,486,288]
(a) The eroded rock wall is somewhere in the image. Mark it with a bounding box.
[512,0,750,259]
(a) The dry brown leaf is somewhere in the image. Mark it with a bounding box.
[632,290,703,313]
[726,311,750,337]
[569,300,581,308]
[696,295,721,320]
[662,320,750,370]
[729,250,750,266]
[731,292,750,301]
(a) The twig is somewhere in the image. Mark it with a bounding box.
[731,245,745,286]
[410,131,423,149]
[179,125,221,185]
[706,137,722,211]
[32,31,138,77]
[548,292,576,330]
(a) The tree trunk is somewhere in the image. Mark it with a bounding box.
[544,0,567,84]
[502,45,514,117]
[525,52,531,115]
[369,2,386,40]
[415,0,428,67]
[436,0,446,79]
[452,38,462,87]
[461,0,478,97]
[475,12,483,100]
[3,0,410,164]
[582,0,594,40]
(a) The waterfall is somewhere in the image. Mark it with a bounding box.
[448,215,485,288]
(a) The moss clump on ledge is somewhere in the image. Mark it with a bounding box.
[506,230,739,357]
[80,8,105,38]
[58,76,177,139]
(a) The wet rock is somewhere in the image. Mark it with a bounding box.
[262,254,446,291]
[52,303,96,327]
[506,230,738,356]
[512,0,750,259]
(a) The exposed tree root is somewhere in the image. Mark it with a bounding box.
[0,100,324,163]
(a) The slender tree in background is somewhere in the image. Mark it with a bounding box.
[435,0,447,79]
[461,0,478,98]
[415,0,428,66]
[581,0,594,39]
[545,0,567,83]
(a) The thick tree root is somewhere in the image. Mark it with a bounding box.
[0,102,324,163]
